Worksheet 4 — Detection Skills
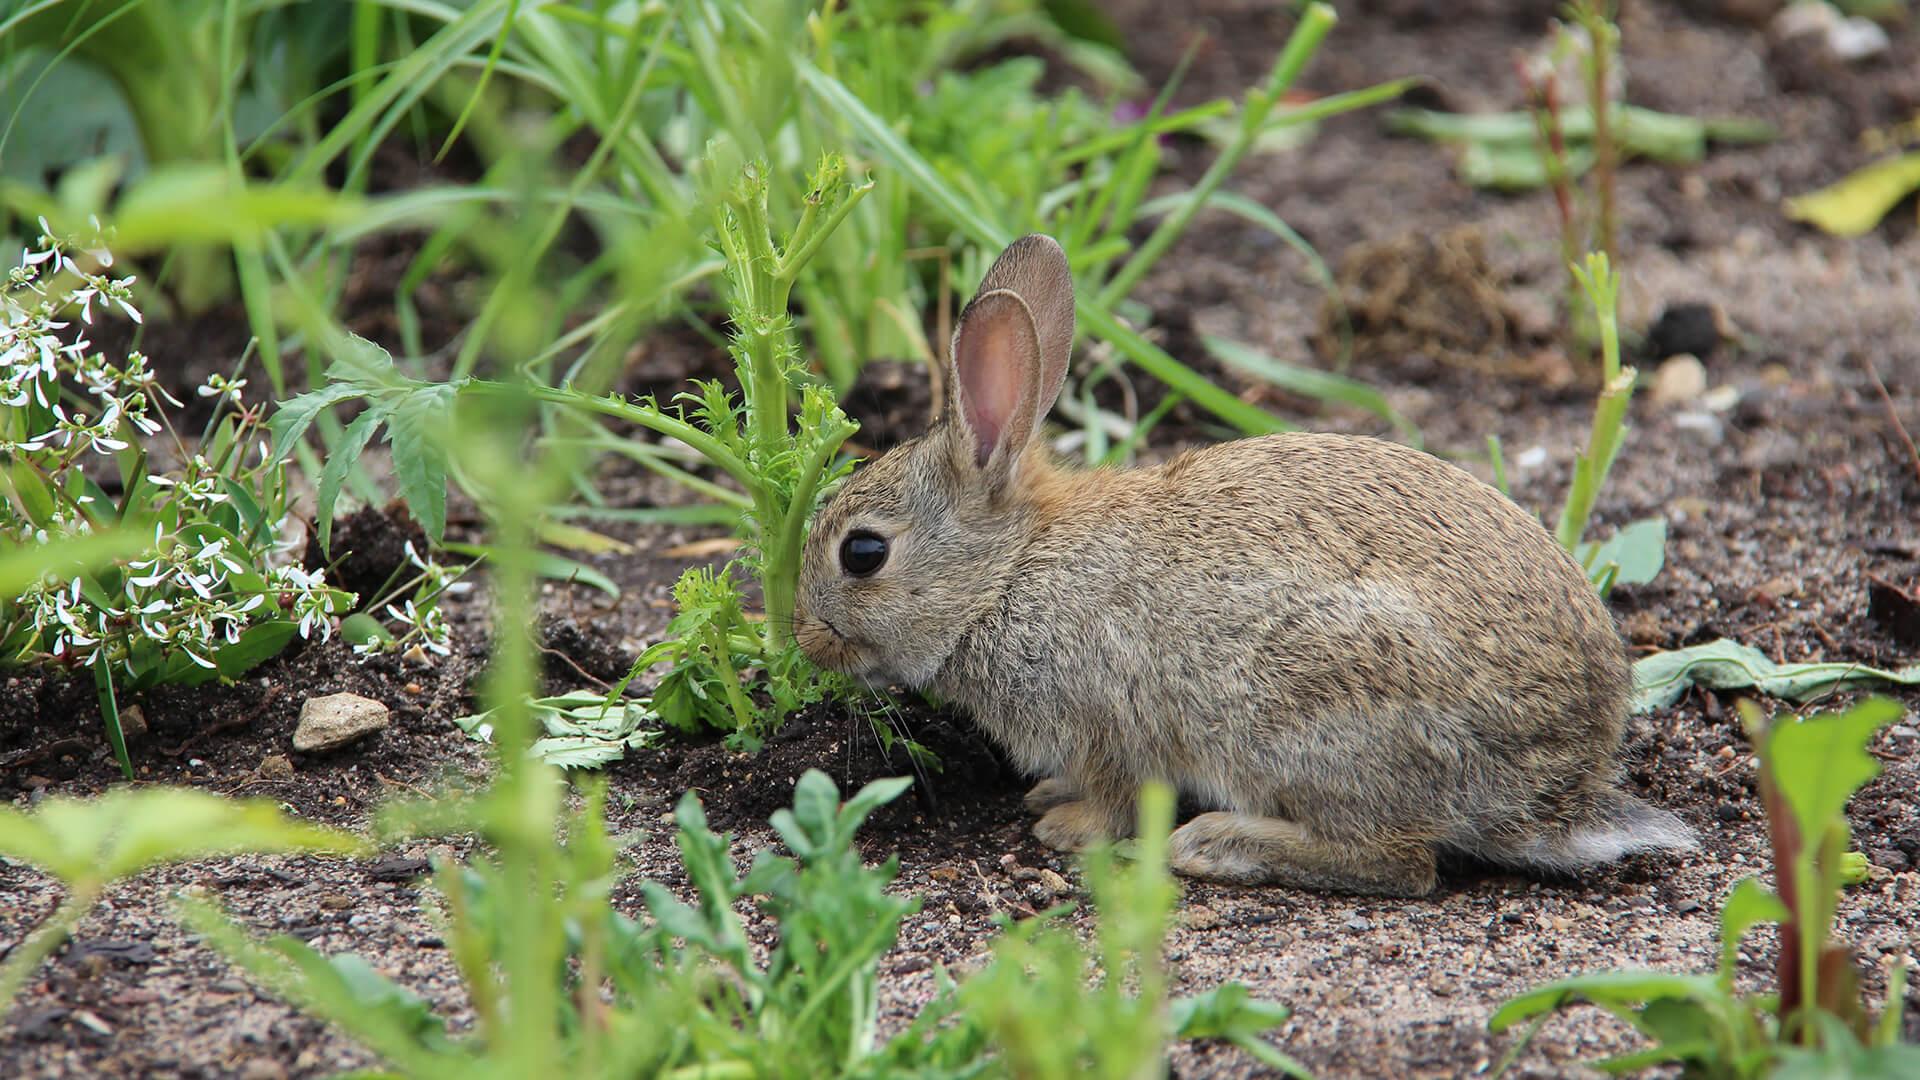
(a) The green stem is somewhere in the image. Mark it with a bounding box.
[0,889,96,1021]
[1554,368,1633,552]
[1098,2,1337,308]
[761,417,857,654]
[482,382,758,494]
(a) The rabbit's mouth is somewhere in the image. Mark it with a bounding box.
[794,611,863,674]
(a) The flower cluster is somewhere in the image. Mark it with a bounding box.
[3,227,358,681]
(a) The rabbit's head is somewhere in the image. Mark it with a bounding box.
[795,235,1074,688]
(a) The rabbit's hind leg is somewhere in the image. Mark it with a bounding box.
[1023,776,1080,813]
[1169,812,1437,897]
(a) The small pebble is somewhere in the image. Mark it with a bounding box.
[1183,905,1224,931]
[1649,355,1707,407]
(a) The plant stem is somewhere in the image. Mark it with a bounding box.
[0,889,96,1020]
[491,382,758,493]
[1578,3,1618,263]
[762,416,858,654]
[1098,2,1337,309]
[1554,256,1633,553]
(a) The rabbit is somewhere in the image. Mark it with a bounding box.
[793,234,1695,897]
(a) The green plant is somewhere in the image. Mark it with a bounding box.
[1549,251,1664,595]
[0,0,350,311]
[962,783,1308,1079]
[276,155,865,744]
[1491,697,1920,1077]
[0,787,362,1020]
[812,1,1411,436]
[1,226,355,777]
[185,768,1303,1079]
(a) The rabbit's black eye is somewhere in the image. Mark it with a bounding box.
[839,530,888,577]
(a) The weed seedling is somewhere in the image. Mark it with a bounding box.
[1491,696,1920,1077]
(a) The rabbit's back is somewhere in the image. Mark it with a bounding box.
[943,432,1633,852]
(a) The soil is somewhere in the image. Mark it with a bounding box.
[6,2,1920,1078]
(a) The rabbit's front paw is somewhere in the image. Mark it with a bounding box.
[1033,800,1118,852]
[1023,777,1080,813]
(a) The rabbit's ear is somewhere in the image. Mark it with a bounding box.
[950,288,1044,474]
[975,234,1074,416]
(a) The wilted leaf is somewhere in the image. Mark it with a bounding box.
[1784,153,1920,238]
[1631,640,1920,713]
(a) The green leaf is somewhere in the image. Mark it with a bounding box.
[1203,335,1415,442]
[269,383,368,463]
[1785,153,1920,238]
[1765,698,1903,855]
[317,403,389,555]
[105,165,356,251]
[1631,640,1920,713]
[1577,517,1667,587]
[6,459,56,528]
[1717,877,1788,983]
[0,789,361,889]
[384,386,455,542]
[340,613,392,648]
[836,776,915,839]
[440,541,620,598]
[1489,970,1719,1032]
[0,528,149,596]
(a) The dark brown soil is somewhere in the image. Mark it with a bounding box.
[6,2,1920,1077]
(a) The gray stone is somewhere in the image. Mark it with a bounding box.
[293,693,390,752]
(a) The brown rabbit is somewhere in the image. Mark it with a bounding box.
[794,234,1693,896]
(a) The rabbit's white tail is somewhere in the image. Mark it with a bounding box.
[1514,791,1698,871]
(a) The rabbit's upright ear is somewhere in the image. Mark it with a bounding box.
[975,234,1074,417]
[950,287,1044,476]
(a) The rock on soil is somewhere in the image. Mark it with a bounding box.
[291,693,391,753]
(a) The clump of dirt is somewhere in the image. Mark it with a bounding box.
[536,614,637,686]
[616,696,1021,834]
[1318,226,1554,379]
[305,502,430,608]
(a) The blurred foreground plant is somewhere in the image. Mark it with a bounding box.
[183,770,1303,1078]
[1492,696,1919,1077]
[0,787,362,1020]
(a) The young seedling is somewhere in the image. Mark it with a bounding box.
[1551,252,1664,594]
[1491,697,1920,1076]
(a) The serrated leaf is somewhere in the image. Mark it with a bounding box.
[269,382,367,463]
[384,385,454,541]
[317,404,389,554]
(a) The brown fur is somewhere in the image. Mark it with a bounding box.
[794,235,1694,896]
